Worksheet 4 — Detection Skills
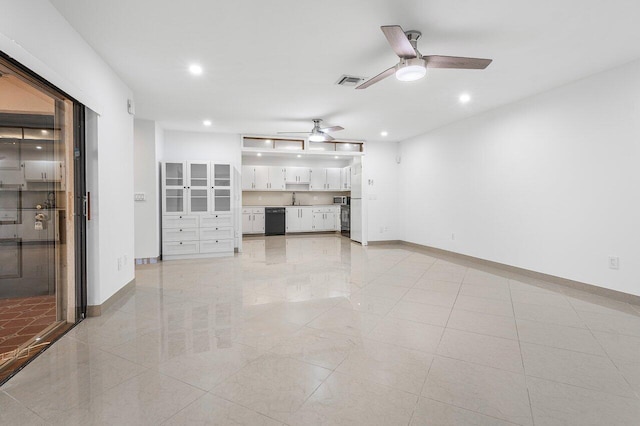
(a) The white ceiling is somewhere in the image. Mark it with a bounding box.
[51,0,640,142]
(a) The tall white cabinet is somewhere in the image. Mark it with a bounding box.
[162,161,235,259]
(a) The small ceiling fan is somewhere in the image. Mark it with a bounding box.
[278,119,344,142]
[357,25,492,89]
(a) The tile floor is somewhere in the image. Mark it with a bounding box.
[1,235,640,425]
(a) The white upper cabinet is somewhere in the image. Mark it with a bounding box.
[326,168,342,190]
[241,165,255,190]
[268,166,286,190]
[254,166,269,190]
[242,166,285,190]
[23,161,63,182]
[309,168,326,191]
[285,167,310,184]
[341,166,352,190]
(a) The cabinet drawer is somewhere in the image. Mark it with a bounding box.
[163,227,199,242]
[200,239,234,254]
[163,241,199,255]
[163,215,199,229]
[251,208,264,214]
[199,226,234,240]
[201,213,232,228]
[242,208,252,214]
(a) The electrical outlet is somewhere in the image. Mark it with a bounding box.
[313,196,318,200]
[258,196,262,200]
[609,256,619,270]
[451,233,455,240]
[117,257,122,271]
[123,255,128,266]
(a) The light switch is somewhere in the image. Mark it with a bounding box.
[134,193,146,201]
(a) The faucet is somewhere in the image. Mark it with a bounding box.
[292,192,296,206]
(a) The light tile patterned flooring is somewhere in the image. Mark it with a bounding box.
[1,235,640,425]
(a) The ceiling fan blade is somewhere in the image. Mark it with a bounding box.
[319,126,344,133]
[424,55,492,69]
[323,133,335,141]
[381,25,417,59]
[356,66,396,90]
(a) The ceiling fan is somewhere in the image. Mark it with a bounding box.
[278,119,344,142]
[357,25,492,89]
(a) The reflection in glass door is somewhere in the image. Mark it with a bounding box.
[0,54,84,383]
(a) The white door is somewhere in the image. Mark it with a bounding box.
[286,207,299,232]
[300,208,313,231]
[254,213,265,233]
[254,166,269,190]
[268,166,285,190]
[309,168,325,191]
[212,163,231,187]
[326,168,341,190]
[242,213,253,234]
[241,166,254,190]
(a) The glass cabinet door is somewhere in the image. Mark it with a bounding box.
[213,189,231,212]
[189,162,209,188]
[212,164,231,187]
[164,188,186,213]
[164,162,184,187]
[189,188,209,213]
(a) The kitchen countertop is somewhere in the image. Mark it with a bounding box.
[243,205,339,208]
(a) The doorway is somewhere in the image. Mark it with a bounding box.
[0,53,86,383]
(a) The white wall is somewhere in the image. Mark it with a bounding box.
[1,1,135,306]
[399,59,640,296]
[365,141,400,242]
[133,119,160,259]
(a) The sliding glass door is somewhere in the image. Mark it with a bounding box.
[0,54,85,383]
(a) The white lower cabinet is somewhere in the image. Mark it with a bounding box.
[312,207,338,231]
[242,208,265,234]
[285,207,313,233]
[162,212,234,259]
[200,239,234,254]
[163,241,199,256]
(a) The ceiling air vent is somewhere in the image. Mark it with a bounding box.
[335,75,365,87]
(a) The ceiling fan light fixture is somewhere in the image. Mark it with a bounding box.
[395,59,427,82]
[308,133,326,142]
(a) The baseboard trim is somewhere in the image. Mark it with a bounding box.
[87,278,136,317]
[367,240,402,246]
[396,241,640,307]
[135,256,159,265]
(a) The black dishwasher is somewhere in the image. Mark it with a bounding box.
[265,207,286,236]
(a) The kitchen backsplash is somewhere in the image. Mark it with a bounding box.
[242,191,347,206]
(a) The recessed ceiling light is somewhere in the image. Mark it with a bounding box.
[334,156,339,159]
[36,146,43,150]
[297,154,302,158]
[380,131,388,137]
[41,130,48,135]
[257,153,262,157]
[189,64,203,75]
[459,93,471,104]
[265,139,272,144]
[203,120,212,126]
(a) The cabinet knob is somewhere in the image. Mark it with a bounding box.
[179,242,183,245]
[179,216,182,218]
[180,229,182,231]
